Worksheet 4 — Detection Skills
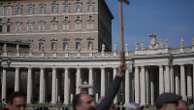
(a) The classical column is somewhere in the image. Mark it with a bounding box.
[3,43,7,56]
[125,68,129,105]
[193,63,194,102]
[64,68,69,104]
[51,68,57,104]
[14,67,20,92]
[1,68,6,100]
[56,78,59,103]
[145,68,149,105]
[140,66,146,105]
[180,65,186,100]
[134,66,140,103]
[159,65,164,94]
[16,44,20,56]
[175,72,180,95]
[101,67,105,97]
[164,65,170,92]
[89,68,93,95]
[39,68,45,103]
[186,66,192,98]
[113,68,118,103]
[27,67,32,104]
[150,79,154,105]
[170,66,174,93]
[76,68,81,94]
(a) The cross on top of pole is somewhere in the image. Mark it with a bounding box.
[118,0,130,5]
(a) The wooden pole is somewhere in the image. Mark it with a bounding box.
[118,0,125,66]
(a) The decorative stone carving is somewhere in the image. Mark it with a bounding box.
[113,41,117,56]
[149,33,159,49]
[180,37,184,49]
[164,39,168,49]
[140,41,144,50]
[159,40,164,48]
[102,44,105,52]
[125,41,129,56]
[101,44,105,56]
[135,42,140,51]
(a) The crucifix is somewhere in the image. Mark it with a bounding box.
[118,0,129,66]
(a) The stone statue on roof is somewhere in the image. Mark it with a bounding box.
[149,33,159,49]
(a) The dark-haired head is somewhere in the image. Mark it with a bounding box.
[72,93,95,110]
[8,91,26,104]
[7,92,26,110]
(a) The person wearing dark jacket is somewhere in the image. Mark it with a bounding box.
[72,64,126,110]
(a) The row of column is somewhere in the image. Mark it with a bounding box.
[1,66,131,105]
[1,67,71,104]
[134,64,194,105]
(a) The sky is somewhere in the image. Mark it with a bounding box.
[105,0,194,51]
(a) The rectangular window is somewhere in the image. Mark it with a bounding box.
[51,3,59,13]
[63,24,69,31]
[88,5,94,12]
[76,4,82,12]
[87,23,94,29]
[39,4,46,14]
[27,23,34,32]
[7,25,10,32]
[63,5,69,13]
[39,23,45,31]
[63,42,68,50]
[16,5,23,15]
[28,4,35,15]
[0,6,4,16]
[5,6,12,16]
[75,23,81,30]
[0,25,2,32]
[15,23,22,32]
[75,42,81,50]
[51,24,58,31]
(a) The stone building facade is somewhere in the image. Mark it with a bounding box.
[0,35,194,106]
[0,0,113,53]
[0,0,194,108]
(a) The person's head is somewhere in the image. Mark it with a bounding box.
[177,100,188,110]
[109,104,119,110]
[8,92,26,110]
[155,93,181,110]
[72,93,95,110]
